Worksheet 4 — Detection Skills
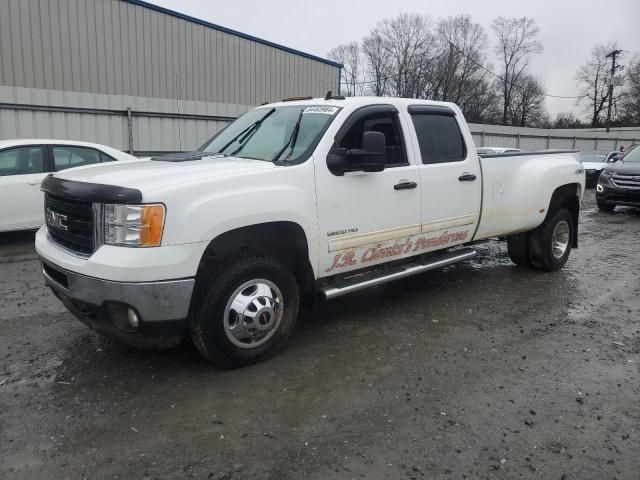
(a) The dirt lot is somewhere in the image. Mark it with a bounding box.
[1,192,638,480]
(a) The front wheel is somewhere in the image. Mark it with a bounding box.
[597,201,615,212]
[529,208,574,272]
[190,256,299,368]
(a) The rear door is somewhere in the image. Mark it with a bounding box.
[314,104,422,276]
[406,105,481,249]
[0,145,48,231]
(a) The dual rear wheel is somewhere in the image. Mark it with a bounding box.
[507,208,574,272]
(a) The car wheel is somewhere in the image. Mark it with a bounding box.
[597,201,615,212]
[529,208,574,272]
[190,255,299,368]
[507,232,531,267]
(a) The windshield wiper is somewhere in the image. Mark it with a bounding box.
[217,108,275,155]
[272,109,304,162]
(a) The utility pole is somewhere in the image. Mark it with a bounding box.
[445,42,455,102]
[605,49,623,133]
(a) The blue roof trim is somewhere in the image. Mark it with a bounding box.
[123,0,343,69]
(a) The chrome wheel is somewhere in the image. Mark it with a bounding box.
[551,220,570,260]
[223,279,284,349]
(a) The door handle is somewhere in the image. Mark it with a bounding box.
[27,180,42,186]
[458,173,477,182]
[394,181,417,190]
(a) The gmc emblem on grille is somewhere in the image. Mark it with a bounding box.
[46,208,68,231]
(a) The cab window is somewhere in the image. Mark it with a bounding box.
[337,111,407,167]
[410,113,466,164]
[0,146,45,176]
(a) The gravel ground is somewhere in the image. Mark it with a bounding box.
[1,192,639,480]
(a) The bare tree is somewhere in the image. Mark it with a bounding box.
[508,74,545,127]
[460,77,501,123]
[575,43,617,127]
[437,15,488,103]
[434,15,500,123]
[376,13,439,98]
[361,28,391,96]
[328,42,362,96]
[553,112,584,129]
[491,16,543,125]
[619,56,640,126]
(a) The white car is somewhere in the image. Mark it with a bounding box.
[476,147,523,155]
[36,97,584,367]
[0,139,139,232]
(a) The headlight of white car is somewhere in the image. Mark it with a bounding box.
[104,204,165,247]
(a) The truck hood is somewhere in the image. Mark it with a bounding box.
[582,161,606,170]
[52,155,276,194]
[607,161,640,175]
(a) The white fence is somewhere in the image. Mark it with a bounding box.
[469,123,639,153]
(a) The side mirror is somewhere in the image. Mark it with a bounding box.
[326,130,387,176]
[360,131,386,172]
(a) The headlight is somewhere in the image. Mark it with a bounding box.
[104,204,165,247]
[586,169,596,174]
[601,169,613,178]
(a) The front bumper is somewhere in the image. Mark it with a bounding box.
[596,183,640,208]
[41,258,195,348]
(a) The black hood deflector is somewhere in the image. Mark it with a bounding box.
[41,175,142,204]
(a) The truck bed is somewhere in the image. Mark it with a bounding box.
[475,150,582,239]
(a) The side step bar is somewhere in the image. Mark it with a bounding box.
[321,248,477,300]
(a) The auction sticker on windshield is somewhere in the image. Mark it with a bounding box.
[303,106,339,115]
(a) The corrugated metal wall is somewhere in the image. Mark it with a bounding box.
[469,123,639,153]
[0,0,339,103]
[0,0,341,153]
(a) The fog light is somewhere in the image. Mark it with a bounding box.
[596,184,604,193]
[127,308,140,329]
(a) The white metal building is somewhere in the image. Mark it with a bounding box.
[0,0,341,154]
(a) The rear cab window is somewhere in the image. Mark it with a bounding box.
[408,105,466,164]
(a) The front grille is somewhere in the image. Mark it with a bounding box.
[45,194,95,255]
[611,172,640,189]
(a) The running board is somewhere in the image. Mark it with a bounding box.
[321,248,477,300]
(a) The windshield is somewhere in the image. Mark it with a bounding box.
[620,145,640,163]
[581,154,606,163]
[199,105,340,162]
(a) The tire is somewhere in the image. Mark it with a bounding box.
[597,201,615,212]
[529,208,574,272]
[190,255,299,368]
[507,232,531,267]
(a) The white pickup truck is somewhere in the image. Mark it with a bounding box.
[36,96,585,367]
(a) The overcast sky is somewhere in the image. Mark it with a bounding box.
[151,0,639,120]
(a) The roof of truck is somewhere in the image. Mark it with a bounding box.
[263,96,461,111]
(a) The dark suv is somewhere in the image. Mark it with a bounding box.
[596,145,640,211]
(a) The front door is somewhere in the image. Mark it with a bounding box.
[407,106,481,247]
[314,104,421,277]
[0,145,48,231]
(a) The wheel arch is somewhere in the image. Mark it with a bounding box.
[546,183,581,248]
[195,221,316,298]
